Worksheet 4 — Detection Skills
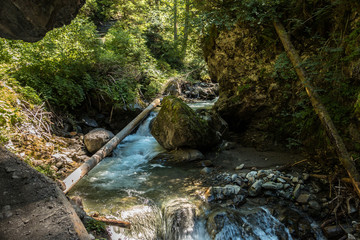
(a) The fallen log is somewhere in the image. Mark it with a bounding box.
[62,99,161,194]
[93,217,131,229]
[273,19,360,199]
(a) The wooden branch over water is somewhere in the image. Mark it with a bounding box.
[62,99,161,194]
[93,217,131,229]
[273,19,360,199]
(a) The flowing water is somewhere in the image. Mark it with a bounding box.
[69,104,321,240]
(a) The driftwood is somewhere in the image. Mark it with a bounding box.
[277,159,308,171]
[273,19,360,199]
[93,217,131,229]
[62,99,161,193]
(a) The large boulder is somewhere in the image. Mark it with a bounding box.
[84,128,114,153]
[151,96,219,150]
[0,0,84,42]
[0,146,90,240]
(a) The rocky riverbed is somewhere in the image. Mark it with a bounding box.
[196,141,360,240]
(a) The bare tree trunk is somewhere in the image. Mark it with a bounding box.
[181,0,190,60]
[92,217,131,229]
[173,0,178,42]
[62,99,161,194]
[273,19,360,198]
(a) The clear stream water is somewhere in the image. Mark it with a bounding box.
[69,101,323,240]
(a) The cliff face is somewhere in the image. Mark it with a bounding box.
[203,5,360,152]
[204,24,292,150]
[0,0,84,42]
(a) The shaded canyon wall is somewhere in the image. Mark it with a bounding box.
[203,5,360,154]
[0,0,84,42]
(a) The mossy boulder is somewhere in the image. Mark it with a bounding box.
[151,96,219,150]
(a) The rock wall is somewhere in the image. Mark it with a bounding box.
[0,0,84,42]
[203,10,360,152]
[203,23,292,149]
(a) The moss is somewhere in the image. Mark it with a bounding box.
[151,96,218,150]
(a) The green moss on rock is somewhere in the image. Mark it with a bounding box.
[151,96,219,150]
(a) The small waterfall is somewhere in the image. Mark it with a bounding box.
[134,112,155,137]
[162,198,211,240]
[109,203,162,240]
[208,208,292,240]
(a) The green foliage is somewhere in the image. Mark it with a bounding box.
[144,24,184,68]
[0,0,207,112]
[273,53,296,81]
[35,164,57,179]
[85,219,106,234]
[97,22,169,103]
[8,17,99,109]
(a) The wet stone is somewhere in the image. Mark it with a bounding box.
[231,174,238,181]
[223,185,241,195]
[210,185,241,201]
[249,180,263,197]
[293,184,301,199]
[277,178,286,183]
[246,171,257,183]
[262,181,283,190]
[257,170,272,178]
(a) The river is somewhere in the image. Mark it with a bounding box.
[69,101,324,240]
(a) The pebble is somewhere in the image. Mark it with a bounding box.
[231,174,238,181]
[277,178,286,183]
[235,164,244,170]
[293,184,301,198]
[246,171,257,183]
[257,170,273,178]
[249,180,263,197]
[262,181,283,190]
[292,177,299,183]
